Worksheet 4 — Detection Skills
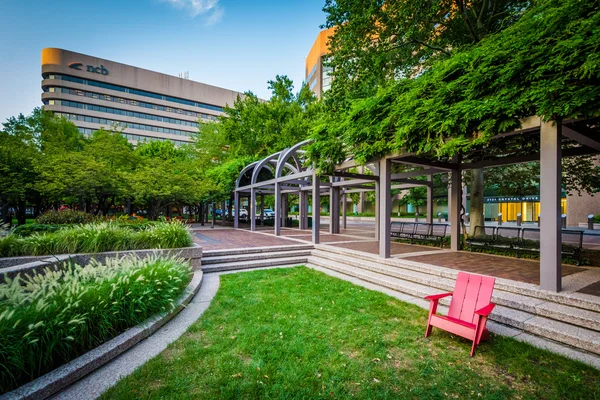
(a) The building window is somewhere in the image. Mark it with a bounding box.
[43,74,225,113]
[44,86,219,121]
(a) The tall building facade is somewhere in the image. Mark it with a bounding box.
[305,28,335,98]
[41,48,243,145]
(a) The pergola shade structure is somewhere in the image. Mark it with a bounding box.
[235,117,600,292]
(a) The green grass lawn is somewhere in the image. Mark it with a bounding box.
[103,267,600,399]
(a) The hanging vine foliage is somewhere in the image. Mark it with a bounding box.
[307,0,600,172]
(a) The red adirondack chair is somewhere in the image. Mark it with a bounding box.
[424,271,496,356]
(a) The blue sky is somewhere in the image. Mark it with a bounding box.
[0,0,327,123]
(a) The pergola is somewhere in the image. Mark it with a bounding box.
[235,117,600,292]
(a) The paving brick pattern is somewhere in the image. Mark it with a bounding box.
[331,240,439,255]
[285,234,364,243]
[193,229,300,250]
[404,251,584,284]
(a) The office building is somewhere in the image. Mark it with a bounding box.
[41,48,243,145]
[305,28,335,98]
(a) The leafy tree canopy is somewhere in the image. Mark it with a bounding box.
[193,75,318,199]
[309,0,600,172]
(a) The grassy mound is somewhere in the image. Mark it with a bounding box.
[104,267,600,399]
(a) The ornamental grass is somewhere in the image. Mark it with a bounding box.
[0,221,193,257]
[0,255,192,394]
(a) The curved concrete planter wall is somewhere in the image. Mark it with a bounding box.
[0,244,202,283]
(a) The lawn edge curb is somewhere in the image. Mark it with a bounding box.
[1,269,203,400]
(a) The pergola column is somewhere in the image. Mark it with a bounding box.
[427,174,434,224]
[540,120,562,292]
[375,180,380,241]
[312,174,320,244]
[379,158,392,258]
[282,194,289,228]
[299,190,307,230]
[274,182,281,236]
[260,194,264,226]
[450,159,462,251]
[342,192,347,229]
[329,186,340,234]
[233,192,239,228]
[250,188,256,231]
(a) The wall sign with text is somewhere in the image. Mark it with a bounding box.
[69,62,109,75]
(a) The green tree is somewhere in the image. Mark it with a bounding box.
[192,75,319,204]
[321,0,530,233]
[310,0,600,233]
[130,141,204,220]
[0,108,83,224]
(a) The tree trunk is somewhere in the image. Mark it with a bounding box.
[469,168,485,235]
[1,195,8,224]
[17,199,26,225]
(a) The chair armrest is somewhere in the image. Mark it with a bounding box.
[424,292,453,301]
[474,303,496,317]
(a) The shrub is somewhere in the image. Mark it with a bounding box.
[0,255,191,393]
[36,210,96,225]
[0,221,193,257]
[11,224,64,238]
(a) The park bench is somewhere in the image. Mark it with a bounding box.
[467,225,584,265]
[390,222,447,248]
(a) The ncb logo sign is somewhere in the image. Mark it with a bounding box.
[69,62,109,75]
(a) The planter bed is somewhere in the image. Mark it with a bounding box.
[1,270,203,400]
[0,244,202,283]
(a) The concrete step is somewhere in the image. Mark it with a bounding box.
[202,244,313,258]
[202,250,312,265]
[201,256,308,273]
[308,256,600,355]
[311,249,600,332]
[314,244,600,314]
[306,262,600,369]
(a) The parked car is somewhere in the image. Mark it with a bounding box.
[264,209,275,218]
[256,208,275,219]
[230,208,248,221]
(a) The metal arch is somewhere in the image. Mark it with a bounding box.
[235,161,259,189]
[251,150,284,185]
[275,140,312,178]
[268,159,299,174]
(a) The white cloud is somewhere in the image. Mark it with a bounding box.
[162,0,224,24]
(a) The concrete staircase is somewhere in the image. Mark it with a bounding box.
[201,244,313,273]
[307,244,600,363]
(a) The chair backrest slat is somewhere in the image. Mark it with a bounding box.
[472,276,496,324]
[447,272,470,319]
[459,274,483,322]
[448,271,495,324]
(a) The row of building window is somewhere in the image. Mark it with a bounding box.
[78,127,189,146]
[43,74,225,113]
[57,113,193,137]
[47,99,200,128]
[45,87,218,121]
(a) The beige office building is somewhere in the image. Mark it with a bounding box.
[41,48,243,145]
[305,28,335,99]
